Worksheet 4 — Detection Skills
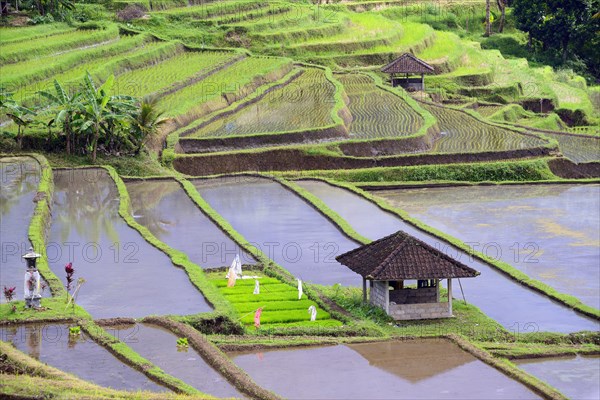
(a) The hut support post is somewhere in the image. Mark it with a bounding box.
[447,278,453,316]
[384,281,390,314]
[421,73,425,91]
[362,277,367,303]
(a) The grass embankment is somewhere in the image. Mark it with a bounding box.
[0,341,192,400]
[176,176,384,336]
[0,161,218,396]
[79,320,205,396]
[278,158,560,182]
[286,177,600,320]
[102,166,241,330]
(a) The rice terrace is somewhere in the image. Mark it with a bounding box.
[0,0,599,397]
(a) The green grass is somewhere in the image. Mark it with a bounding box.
[339,73,423,138]
[1,33,150,90]
[0,24,120,64]
[0,23,74,44]
[416,30,466,73]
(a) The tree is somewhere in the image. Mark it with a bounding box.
[39,80,81,155]
[496,0,506,33]
[485,0,492,36]
[129,96,168,155]
[76,73,137,161]
[6,109,36,149]
[513,0,595,64]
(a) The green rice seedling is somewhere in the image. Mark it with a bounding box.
[159,56,292,118]
[422,103,549,153]
[220,283,297,295]
[0,25,120,65]
[0,23,74,44]
[338,73,423,138]
[239,309,332,324]
[233,300,318,313]
[156,1,270,20]
[113,51,235,97]
[257,319,343,328]
[188,68,335,137]
[224,291,308,303]
[211,277,281,287]
[546,133,600,163]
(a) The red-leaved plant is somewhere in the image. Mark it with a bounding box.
[3,286,16,302]
[3,286,16,313]
[65,262,74,292]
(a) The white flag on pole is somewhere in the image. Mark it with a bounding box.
[308,305,317,321]
[253,279,260,295]
[297,279,303,300]
[226,254,242,279]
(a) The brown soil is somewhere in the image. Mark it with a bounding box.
[548,158,600,178]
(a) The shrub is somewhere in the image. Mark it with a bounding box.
[117,4,147,21]
[77,21,108,30]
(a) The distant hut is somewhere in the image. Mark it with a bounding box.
[381,53,435,91]
[336,231,480,320]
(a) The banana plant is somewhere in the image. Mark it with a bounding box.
[39,80,81,155]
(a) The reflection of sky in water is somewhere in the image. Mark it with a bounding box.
[48,169,212,318]
[516,356,600,400]
[194,177,361,286]
[0,158,45,301]
[110,323,243,398]
[230,341,539,399]
[297,180,598,332]
[376,184,600,309]
[0,324,167,392]
[126,179,254,267]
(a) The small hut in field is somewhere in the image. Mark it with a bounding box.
[381,53,435,91]
[336,231,479,320]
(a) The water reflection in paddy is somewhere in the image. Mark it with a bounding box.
[374,184,600,309]
[193,176,361,286]
[126,179,254,268]
[0,323,167,392]
[229,339,539,399]
[515,355,600,400]
[0,157,47,299]
[109,323,243,398]
[295,180,599,333]
[48,169,212,318]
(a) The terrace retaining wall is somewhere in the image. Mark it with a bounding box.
[179,125,348,153]
[548,158,600,178]
[173,146,553,175]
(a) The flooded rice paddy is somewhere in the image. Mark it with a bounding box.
[109,323,243,398]
[296,180,599,333]
[0,323,167,392]
[229,339,540,399]
[125,178,254,268]
[47,169,212,318]
[193,176,361,286]
[0,157,47,300]
[374,184,600,309]
[515,355,600,400]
